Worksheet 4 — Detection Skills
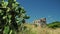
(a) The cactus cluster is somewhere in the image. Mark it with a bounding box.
[0,0,29,34]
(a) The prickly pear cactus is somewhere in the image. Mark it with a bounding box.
[0,0,30,34]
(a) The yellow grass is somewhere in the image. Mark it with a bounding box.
[18,24,60,34]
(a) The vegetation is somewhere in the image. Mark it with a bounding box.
[0,0,60,34]
[18,21,60,34]
[0,0,29,34]
[47,21,60,29]
[18,24,60,34]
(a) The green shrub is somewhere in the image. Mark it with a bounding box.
[47,21,60,29]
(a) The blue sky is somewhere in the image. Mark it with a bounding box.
[17,0,60,23]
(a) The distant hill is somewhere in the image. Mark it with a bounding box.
[47,21,60,28]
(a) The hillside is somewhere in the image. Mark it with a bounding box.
[47,21,60,28]
[18,23,60,34]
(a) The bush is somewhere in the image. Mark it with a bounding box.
[47,21,60,29]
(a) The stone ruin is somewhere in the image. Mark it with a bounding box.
[33,18,46,27]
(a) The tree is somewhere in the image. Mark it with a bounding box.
[0,0,30,34]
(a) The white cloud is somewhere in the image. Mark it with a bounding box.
[47,16,53,20]
[48,16,52,18]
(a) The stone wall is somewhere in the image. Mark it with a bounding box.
[33,18,46,27]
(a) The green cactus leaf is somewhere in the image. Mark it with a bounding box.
[3,16,7,19]
[0,0,30,34]
[0,10,2,13]
[3,26,10,34]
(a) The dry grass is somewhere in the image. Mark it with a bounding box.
[18,24,60,34]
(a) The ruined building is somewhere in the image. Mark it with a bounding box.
[33,18,46,27]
